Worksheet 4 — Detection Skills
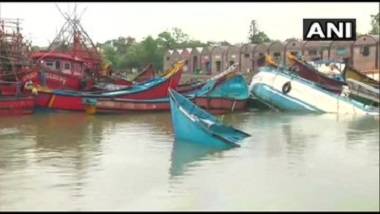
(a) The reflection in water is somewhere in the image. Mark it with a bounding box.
[0,111,378,211]
[169,140,234,179]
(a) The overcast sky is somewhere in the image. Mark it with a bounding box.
[0,2,378,46]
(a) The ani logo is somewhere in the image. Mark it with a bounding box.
[303,19,356,41]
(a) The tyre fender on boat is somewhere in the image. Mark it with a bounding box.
[282,81,292,94]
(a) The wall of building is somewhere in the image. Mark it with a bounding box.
[163,35,380,76]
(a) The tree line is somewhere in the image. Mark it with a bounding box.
[32,13,379,74]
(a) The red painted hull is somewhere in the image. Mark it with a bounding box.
[0,84,19,96]
[291,59,344,94]
[35,65,183,111]
[21,70,83,91]
[0,96,35,116]
[86,97,247,115]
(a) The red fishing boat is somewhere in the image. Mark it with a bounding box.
[132,63,156,83]
[82,64,249,115]
[28,60,185,111]
[0,18,35,95]
[93,64,157,91]
[21,52,95,91]
[0,18,36,115]
[19,8,108,91]
[0,95,35,115]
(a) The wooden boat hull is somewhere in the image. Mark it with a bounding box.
[346,79,379,106]
[33,61,185,111]
[21,69,84,91]
[169,90,250,148]
[249,67,379,116]
[343,66,379,88]
[83,67,249,114]
[176,81,205,94]
[288,55,345,94]
[0,83,20,96]
[0,96,35,115]
[84,97,247,115]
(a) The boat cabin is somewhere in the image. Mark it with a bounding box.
[31,52,87,78]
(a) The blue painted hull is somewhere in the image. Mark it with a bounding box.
[169,90,250,148]
[251,83,322,113]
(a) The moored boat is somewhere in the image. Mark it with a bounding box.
[0,96,35,116]
[249,66,379,115]
[83,64,249,114]
[176,81,205,94]
[168,89,250,148]
[29,60,185,111]
[93,64,157,91]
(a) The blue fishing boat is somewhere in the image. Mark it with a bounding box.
[83,63,250,114]
[169,89,250,148]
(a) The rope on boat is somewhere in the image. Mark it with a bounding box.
[231,100,236,113]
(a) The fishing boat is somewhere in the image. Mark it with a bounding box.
[345,79,379,106]
[28,60,185,111]
[309,61,379,106]
[83,64,249,114]
[249,66,379,115]
[93,64,157,91]
[176,79,206,94]
[0,18,35,95]
[0,95,35,116]
[342,66,379,88]
[22,52,95,91]
[19,7,110,92]
[286,54,346,94]
[169,89,250,148]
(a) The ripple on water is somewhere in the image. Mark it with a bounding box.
[0,112,378,211]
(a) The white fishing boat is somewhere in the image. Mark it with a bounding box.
[249,66,379,116]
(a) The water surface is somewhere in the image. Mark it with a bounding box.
[0,111,378,211]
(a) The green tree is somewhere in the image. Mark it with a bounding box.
[369,12,379,35]
[100,27,206,72]
[248,20,271,44]
[157,31,176,49]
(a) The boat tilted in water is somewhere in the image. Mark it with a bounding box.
[169,89,250,148]
[249,66,379,116]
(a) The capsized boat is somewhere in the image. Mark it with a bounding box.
[308,60,345,79]
[342,66,379,88]
[249,66,379,116]
[286,54,346,94]
[0,96,35,116]
[169,89,250,148]
[309,61,379,106]
[83,63,249,114]
[346,79,379,106]
[28,60,185,111]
